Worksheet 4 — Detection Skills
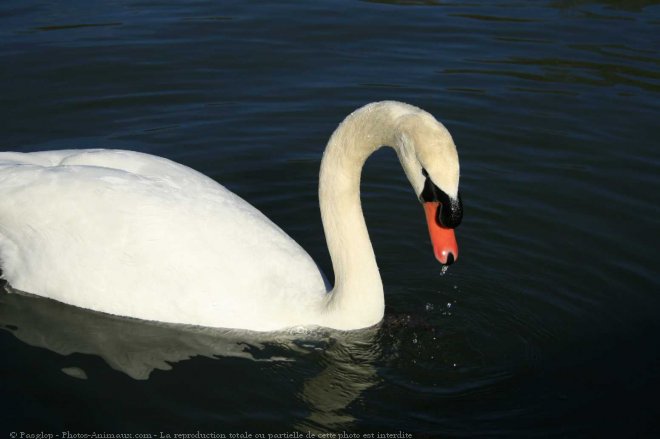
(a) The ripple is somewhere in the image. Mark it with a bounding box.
[449,13,541,23]
[34,22,122,32]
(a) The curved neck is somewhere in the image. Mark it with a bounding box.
[318,102,419,329]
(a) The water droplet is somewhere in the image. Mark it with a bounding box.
[425,303,434,311]
[440,265,449,276]
[447,302,452,309]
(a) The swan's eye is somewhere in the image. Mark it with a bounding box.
[419,174,463,229]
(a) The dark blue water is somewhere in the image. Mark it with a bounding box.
[1,0,659,437]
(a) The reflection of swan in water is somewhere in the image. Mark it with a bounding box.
[1,285,270,380]
[295,332,382,432]
[0,285,380,427]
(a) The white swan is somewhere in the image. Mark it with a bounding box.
[0,101,461,331]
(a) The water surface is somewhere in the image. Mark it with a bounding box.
[1,0,659,437]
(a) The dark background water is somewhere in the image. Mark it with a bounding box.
[1,0,659,437]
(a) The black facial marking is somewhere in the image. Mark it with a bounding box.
[419,168,463,229]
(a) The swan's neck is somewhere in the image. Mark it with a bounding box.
[318,102,417,329]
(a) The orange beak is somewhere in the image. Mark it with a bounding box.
[423,201,459,265]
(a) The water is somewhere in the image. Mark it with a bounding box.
[1,0,659,436]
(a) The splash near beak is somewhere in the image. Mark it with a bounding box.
[423,201,459,265]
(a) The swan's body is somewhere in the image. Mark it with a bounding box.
[0,149,326,330]
[0,101,461,331]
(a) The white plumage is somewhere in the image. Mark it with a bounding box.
[0,101,460,331]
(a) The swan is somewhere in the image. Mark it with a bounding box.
[0,101,462,331]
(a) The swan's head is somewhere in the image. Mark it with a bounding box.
[395,110,462,266]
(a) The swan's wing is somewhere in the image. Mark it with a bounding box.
[0,150,327,330]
